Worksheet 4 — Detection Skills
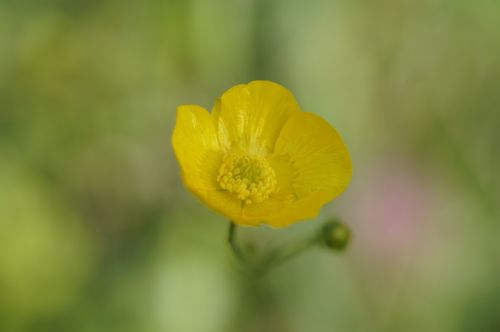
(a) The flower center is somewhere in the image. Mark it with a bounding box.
[217,153,277,204]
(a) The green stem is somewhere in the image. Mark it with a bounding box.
[273,236,318,266]
[256,235,318,275]
[228,222,247,262]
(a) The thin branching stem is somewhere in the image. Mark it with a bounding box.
[227,221,321,274]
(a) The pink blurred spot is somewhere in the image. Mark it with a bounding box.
[346,160,432,263]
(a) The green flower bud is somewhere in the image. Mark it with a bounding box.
[320,219,351,251]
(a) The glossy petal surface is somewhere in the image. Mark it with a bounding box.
[172,81,352,227]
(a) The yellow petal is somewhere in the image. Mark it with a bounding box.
[200,190,263,226]
[232,154,331,228]
[212,81,301,154]
[266,111,353,227]
[172,85,352,228]
[172,104,262,224]
[240,198,285,225]
[171,105,220,191]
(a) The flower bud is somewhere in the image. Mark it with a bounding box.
[320,219,351,251]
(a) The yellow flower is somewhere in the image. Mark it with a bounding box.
[172,81,352,228]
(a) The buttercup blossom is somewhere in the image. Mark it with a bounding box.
[172,81,352,227]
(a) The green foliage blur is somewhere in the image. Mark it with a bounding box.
[1,0,499,331]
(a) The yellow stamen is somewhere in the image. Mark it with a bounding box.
[217,152,277,204]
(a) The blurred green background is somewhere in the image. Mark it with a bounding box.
[1,0,500,331]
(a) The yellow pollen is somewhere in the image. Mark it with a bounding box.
[217,153,277,204]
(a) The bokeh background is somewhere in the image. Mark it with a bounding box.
[1,0,500,331]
